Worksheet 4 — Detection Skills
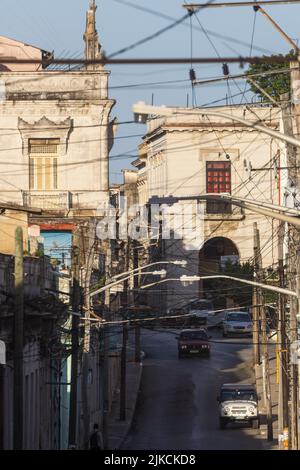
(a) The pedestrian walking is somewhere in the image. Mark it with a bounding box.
[89,423,104,450]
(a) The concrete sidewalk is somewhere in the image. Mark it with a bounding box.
[255,352,279,450]
[107,361,143,450]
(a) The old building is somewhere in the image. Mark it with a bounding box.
[0,253,69,449]
[0,3,115,236]
[131,105,283,310]
[0,2,119,450]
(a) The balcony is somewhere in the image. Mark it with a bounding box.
[23,191,71,212]
[204,202,245,221]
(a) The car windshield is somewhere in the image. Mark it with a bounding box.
[180,331,208,340]
[226,313,251,322]
[221,390,256,401]
[191,300,213,310]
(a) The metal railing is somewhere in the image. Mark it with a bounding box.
[23,191,71,211]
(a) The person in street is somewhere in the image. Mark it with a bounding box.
[89,423,104,450]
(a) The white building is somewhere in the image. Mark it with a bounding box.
[0,3,115,221]
[132,105,282,310]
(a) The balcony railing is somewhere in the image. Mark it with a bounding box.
[204,202,244,220]
[23,191,71,211]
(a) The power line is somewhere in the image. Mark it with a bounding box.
[0,55,297,65]
[183,0,300,8]
[107,12,193,59]
[111,0,274,54]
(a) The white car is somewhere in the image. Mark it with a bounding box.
[222,311,252,337]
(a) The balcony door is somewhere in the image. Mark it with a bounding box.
[29,138,59,191]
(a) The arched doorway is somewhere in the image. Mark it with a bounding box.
[199,237,239,307]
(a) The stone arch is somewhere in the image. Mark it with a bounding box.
[199,237,240,302]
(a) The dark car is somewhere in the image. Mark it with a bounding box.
[188,299,214,326]
[176,329,211,358]
[123,306,157,326]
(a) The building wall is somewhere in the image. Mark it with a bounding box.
[0,72,115,213]
[3,341,57,450]
[137,106,281,310]
[0,35,46,72]
[0,211,28,255]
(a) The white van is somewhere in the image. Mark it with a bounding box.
[188,299,214,325]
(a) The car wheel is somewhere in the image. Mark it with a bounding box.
[222,331,227,338]
[252,418,259,429]
[219,418,227,429]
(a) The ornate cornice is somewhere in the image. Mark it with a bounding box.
[18,116,73,156]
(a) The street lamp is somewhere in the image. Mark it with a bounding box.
[133,102,300,149]
[90,269,167,298]
[109,259,187,283]
[140,274,297,297]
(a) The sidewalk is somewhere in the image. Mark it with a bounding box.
[107,361,143,450]
[255,352,279,450]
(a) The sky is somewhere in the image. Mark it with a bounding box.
[42,231,72,267]
[1,0,300,183]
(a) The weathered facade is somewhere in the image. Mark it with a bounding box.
[132,105,282,310]
[0,254,68,449]
[0,2,119,450]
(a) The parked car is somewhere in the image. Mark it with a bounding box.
[123,305,158,326]
[222,311,253,337]
[188,299,214,326]
[161,307,187,327]
[217,383,260,429]
[176,328,211,358]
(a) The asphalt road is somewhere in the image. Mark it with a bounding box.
[122,326,263,450]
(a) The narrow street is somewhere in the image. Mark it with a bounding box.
[122,327,263,450]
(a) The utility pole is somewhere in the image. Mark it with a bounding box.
[120,323,128,421]
[281,92,299,450]
[120,238,130,421]
[0,356,4,450]
[253,222,260,366]
[103,240,112,450]
[14,227,24,450]
[277,221,289,449]
[254,224,273,440]
[261,296,274,441]
[81,221,96,449]
[133,240,141,363]
[68,230,82,449]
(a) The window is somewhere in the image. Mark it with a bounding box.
[206,161,231,214]
[29,139,59,190]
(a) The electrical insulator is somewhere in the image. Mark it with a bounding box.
[222,63,229,76]
[189,68,196,82]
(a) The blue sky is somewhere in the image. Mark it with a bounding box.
[1,0,300,182]
[42,231,72,267]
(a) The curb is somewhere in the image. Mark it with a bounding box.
[116,362,143,450]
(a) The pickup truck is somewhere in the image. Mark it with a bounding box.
[217,383,260,429]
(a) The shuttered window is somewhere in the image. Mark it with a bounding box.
[206,161,232,214]
[29,139,59,190]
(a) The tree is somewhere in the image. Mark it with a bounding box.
[246,52,294,102]
[205,261,254,309]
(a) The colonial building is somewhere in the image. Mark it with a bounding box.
[0,2,119,450]
[0,2,115,241]
[131,105,283,310]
